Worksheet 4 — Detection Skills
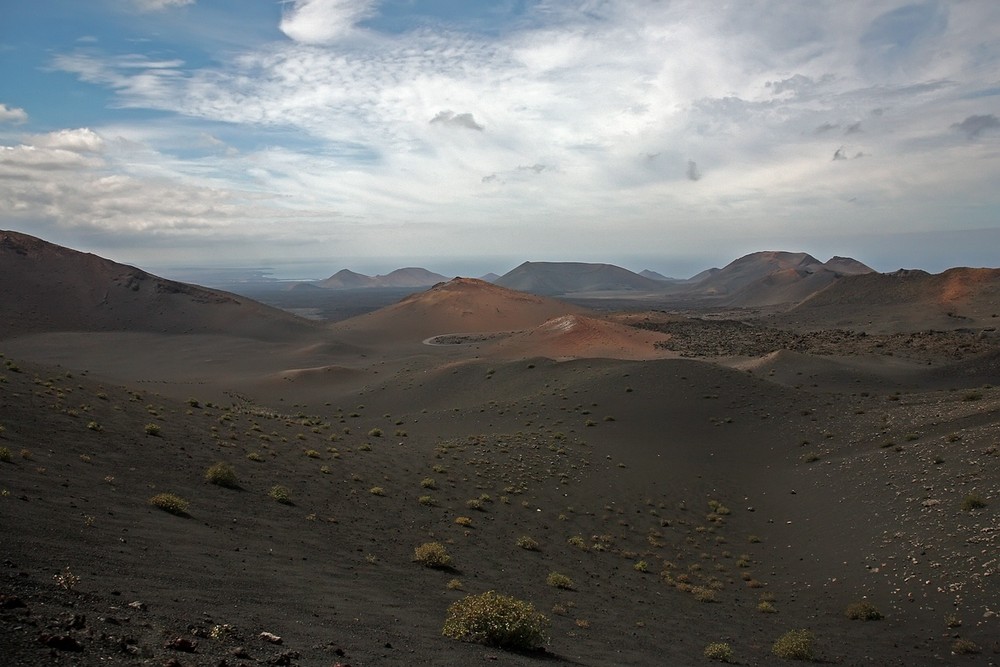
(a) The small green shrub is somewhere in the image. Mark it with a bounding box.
[772,629,814,661]
[0,447,10,463]
[546,572,573,590]
[144,423,161,436]
[421,477,437,489]
[633,560,648,572]
[704,642,734,662]
[247,452,263,462]
[419,495,437,506]
[205,462,239,489]
[691,586,716,602]
[368,428,383,437]
[845,601,882,620]
[86,421,101,431]
[516,535,539,551]
[455,516,473,527]
[951,638,980,655]
[269,485,292,504]
[414,542,452,569]
[442,591,549,650]
[369,486,386,496]
[53,566,80,591]
[150,493,189,516]
[961,493,986,511]
[758,600,777,613]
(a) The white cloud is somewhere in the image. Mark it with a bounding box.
[23,0,1000,267]
[279,0,378,44]
[0,104,28,124]
[24,128,105,153]
[130,0,194,12]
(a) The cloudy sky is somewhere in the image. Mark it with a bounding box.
[1,0,999,278]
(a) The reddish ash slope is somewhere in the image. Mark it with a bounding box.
[488,314,673,360]
[331,277,587,342]
[0,230,318,340]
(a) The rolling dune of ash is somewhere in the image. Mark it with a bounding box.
[777,267,1000,332]
[477,314,675,361]
[1,234,998,666]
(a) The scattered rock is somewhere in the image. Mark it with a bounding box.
[0,593,26,609]
[165,636,198,652]
[60,612,86,629]
[269,650,300,665]
[259,631,283,644]
[37,633,83,651]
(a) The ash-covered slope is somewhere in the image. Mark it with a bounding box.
[0,230,318,340]
[779,266,1000,331]
[332,277,586,342]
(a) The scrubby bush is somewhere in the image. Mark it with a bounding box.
[758,600,778,613]
[150,493,189,516]
[845,601,882,620]
[421,477,437,489]
[369,486,386,496]
[704,642,734,662]
[961,493,986,511]
[772,629,814,660]
[0,447,10,463]
[516,535,539,551]
[442,591,549,650]
[546,572,574,590]
[455,516,473,526]
[414,542,452,569]
[205,462,239,489]
[144,423,160,436]
[368,428,383,438]
[951,638,980,655]
[269,485,292,504]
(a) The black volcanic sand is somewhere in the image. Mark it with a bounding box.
[2,339,998,666]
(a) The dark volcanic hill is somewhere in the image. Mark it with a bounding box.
[317,269,377,289]
[373,267,449,287]
[638,269,676,282]
[694,251,824,295]
[315,267,447,289]
[496,261,665,295]
[689,251,875,307]
[0,230,318,340]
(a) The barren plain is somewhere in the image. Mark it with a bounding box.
[1,231,997,666]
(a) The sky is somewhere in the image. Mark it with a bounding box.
[1,0,999,279]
